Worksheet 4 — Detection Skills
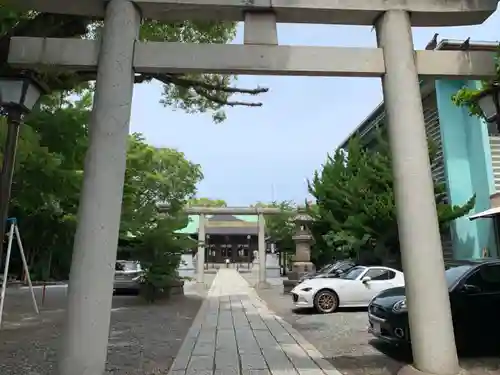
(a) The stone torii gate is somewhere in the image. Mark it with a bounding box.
[5,1,499,375]
[180,206,285,286]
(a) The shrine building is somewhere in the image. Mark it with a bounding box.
[177,214,261,263]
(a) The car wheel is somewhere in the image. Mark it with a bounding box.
[313,289,339,314]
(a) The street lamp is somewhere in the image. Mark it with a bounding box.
[0,75,46,268]
[475,82,500,130]
[0,76,45,114]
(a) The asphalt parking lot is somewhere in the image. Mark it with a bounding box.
[244,275,500,375]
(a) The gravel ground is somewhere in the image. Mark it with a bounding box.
[0,276,215,375]
[242,273,500,375]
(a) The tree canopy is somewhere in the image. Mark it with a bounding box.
[452,59,500,117]
[0,6,268,122]
[122,133,202,237]
[253,201,296,254]
[308,135,475,267]
[187,197,227,207]
[4,88,202,280]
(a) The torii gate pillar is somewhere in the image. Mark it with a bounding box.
[58,1,140,375]
[376,11,459,375]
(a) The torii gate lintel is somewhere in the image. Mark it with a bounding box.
[5,0,498,26]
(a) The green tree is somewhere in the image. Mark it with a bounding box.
[4,91,90,280]
[130,215,192,302]
[113,132,203,301]
[3,88,203,281]
[308,135,475,267]
[121,134,203,237]
[452,52,500,115]
[253,201,296,254]
[0,8,267,122]
[188,197,227,207]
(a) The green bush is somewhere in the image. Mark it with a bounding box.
[131,218,189,303]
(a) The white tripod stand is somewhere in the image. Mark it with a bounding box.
[0,217,39,327]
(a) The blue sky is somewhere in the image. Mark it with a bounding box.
[130,11,500,206]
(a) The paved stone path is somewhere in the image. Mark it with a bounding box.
[170,269,343,375]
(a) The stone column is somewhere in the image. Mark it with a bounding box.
[197,213,206,283]
[376,11,459,375]
[257,212,268,288]
[58,1,140,375]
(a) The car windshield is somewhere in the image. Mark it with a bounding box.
[318,264,332,273]
[335,262,354,272]
[340,266,366,280]
[444,264,473,287]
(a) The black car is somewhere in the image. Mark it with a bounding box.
[368,259,500,350]
[299,260,356,283]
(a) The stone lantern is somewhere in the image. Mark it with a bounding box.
[291,213,315,274]
[283,210,315,293]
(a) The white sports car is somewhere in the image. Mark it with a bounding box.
[290,265,405,314]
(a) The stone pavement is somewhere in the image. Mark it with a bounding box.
[170,269,343,375]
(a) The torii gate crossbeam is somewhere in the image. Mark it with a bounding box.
[5,0,498,26]
[8,36,498,79]
[6,1,499,375]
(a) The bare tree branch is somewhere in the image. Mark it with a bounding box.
[159,74,268,95]
[151,73,267,107]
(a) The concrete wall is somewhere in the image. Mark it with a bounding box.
[435,79,497,259]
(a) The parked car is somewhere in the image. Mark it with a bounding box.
[113,260,143,295]
[291,265,404,313]
[367,259,500,350]
[298,260,356,283]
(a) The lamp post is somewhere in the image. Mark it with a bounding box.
[0,75,45,269]
[475,82,500,131]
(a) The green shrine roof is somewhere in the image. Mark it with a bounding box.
[175,214,258,234]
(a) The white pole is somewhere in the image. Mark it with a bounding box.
[14,224,39,314]
[196,214,206,283]
[0,222,15,327]
[376,10,459,375]
[257,212,267,288]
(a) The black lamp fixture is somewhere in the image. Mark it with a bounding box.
[475,82,500,130]
[0,74,46,269]
[0,75,45,116]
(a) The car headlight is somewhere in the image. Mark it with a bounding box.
[392,298,407,313]
[301,287,312,292]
